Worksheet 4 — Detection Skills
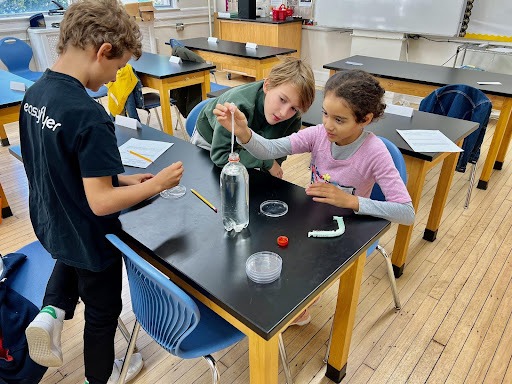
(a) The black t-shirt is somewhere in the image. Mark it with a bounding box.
[19,69,125,272]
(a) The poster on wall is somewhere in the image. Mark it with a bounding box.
[465,0,512,42]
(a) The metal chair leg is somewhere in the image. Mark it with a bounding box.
[118,318,138,352]
[171,104,186,138]
[145,110,151,126]
[154,108,163,130]
[377,245,402,310]
[323,321,333,363]
[117,321,141,384]
[278,333,294,384]
[203,355,220,384]
[464,161,477,209]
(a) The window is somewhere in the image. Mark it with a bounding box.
[0,0,69,16]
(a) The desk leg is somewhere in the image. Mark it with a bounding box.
[325,253,366,383]
[478,98,512,190]
[255,62,264,81]
[0,124,10,147]
[423,144,461,242]
[158,84,174,136]
[0,182,13,219]
[391,157,428,277]
[494,99,512,170]
[248,333,278,384]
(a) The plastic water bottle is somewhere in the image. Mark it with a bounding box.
[220,152,249,232]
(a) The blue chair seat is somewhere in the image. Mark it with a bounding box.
[0,37,44,82]
[210,82,230,93]
[86,85,108,99]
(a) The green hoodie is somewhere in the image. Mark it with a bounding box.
[195,81,301,170]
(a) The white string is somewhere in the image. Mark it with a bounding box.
[231,102,235,154]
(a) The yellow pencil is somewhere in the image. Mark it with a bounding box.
[190,188,218,213]
[129,150,152,163]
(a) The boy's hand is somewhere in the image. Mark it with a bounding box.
[305,182,359,211]
[268,160,283,179]
[154,161,184,191]
[213,102,252,144]
[119,173,153,186]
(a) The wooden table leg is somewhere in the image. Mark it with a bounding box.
[0,123,10,147]
[0,182,13,219]
[248,332,278,384]
[391,157,429,277]
[325,253,366,383]
[423,143,461,242]
[478,98,512,190]
[494,98,512,170]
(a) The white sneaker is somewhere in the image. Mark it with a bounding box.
[107,352,144,384]
[25,306,64,367]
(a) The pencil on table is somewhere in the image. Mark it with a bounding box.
[129,150,152,163]
[190,188,218,213]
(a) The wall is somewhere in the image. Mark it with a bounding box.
[1,0,511,85]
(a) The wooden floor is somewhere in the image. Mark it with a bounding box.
[2,74,512,383]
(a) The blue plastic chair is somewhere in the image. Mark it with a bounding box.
[86,85,108,102]
[0,37,43,81]
[323,136,406,363]
[185,99,211,139]
[106,234,295,384]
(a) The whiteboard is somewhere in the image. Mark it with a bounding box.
[314,0,468,37]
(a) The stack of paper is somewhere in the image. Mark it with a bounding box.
[397,130,462,153]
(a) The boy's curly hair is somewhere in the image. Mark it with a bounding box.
[57,0,142,59]
[325,70,386,123]
[266,56,316,113]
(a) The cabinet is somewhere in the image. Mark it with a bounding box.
[214,15,302,76]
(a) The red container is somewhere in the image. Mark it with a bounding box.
[272,8,279,20]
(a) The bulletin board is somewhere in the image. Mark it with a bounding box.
[464,0,512,42]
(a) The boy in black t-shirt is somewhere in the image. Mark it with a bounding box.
[20,1,184,383]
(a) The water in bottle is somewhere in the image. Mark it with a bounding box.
[220,152,249,232]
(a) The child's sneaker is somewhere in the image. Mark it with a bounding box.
[289,308,311,327]
[107,352,144,384]
[25,305,64,367]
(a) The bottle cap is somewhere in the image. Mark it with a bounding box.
[277,236,288,247]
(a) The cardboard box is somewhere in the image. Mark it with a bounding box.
[124,1,155,22]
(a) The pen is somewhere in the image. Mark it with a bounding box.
[129,150,152,163]
[190,188,218,213]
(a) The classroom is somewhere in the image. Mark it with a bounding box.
[1,0,512,382]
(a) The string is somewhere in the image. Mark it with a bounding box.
[231,102,235,154]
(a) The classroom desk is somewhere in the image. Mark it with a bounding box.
[0,70,33,147]
[171,37,297,80]
[0,71,33,219]
[302,90,478,276]
[116,124,390,383]
[323,55,512,191]
[129,52,215,136]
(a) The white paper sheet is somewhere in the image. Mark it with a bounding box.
[397,130,463,153]
[119,138,173,168]
[385,103,414,117]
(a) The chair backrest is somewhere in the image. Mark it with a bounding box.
[370,136,407,202]
[0,37,34,74]
[185,99,211,137]
[105,234,200,356]
[419,84,492,168]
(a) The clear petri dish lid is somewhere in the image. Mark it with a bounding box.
[260,200,288,217]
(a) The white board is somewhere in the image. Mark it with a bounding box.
[314,0,468,37]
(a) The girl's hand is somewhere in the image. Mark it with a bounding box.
[119,173,154,186]
[213,103,252,144]
[305,182,360,211]
[154,161,184,191]
[268,160,283,179]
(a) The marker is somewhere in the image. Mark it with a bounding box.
[190,188,218,213]
[129,150,152,163]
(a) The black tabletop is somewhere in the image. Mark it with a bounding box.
[116,124,390,339]
[173,37,296,60]
[0,70,34,109]
[323,55,512,98]
[302,90,479,162]
[129,52,215,79]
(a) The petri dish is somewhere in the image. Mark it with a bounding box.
[160,185,187,199]
[246,251,282,284]
[260,200,288,217]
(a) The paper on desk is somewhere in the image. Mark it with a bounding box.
[397,130,463,153]
[488,47,512,54]
[119,138,173,168]
[385,103,413,117]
